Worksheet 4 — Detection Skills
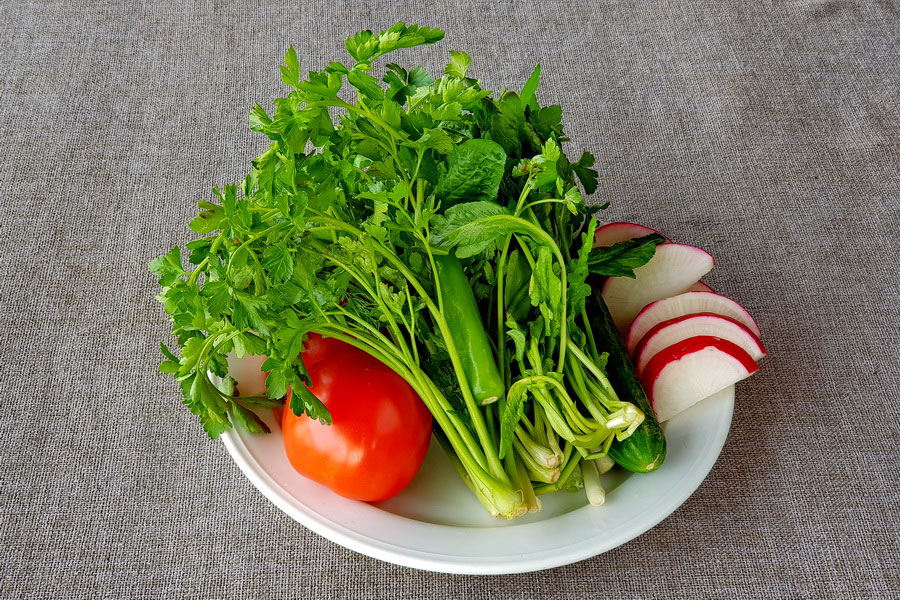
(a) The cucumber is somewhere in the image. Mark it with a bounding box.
[585,293,666,473]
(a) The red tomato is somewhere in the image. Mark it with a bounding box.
[282,348,432,502]
[301,332,351,369]
[272,333,353,426]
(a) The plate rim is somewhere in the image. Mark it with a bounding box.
[221,388,734,574]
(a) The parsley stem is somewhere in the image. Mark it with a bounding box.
[316,322,507,490]
[308,214,510,483]
[304,240,414,365]
[225,222,289,274]
[494,235,513,386]
[187,234,225,287]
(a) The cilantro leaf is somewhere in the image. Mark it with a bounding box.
[346,23,444,65]
[201,280,232,317]
[414,128,454,154]
[573,151,599,195]
[499,382,528,459]
[408,66,434,88]
[347,68,384,100]
[291,381,331,424]
[505,318,527,362]
[529,246,562,323]
[230,403,270,434]
[431,201,510,257]
[566,219,598,319]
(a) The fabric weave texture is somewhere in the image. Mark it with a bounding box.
[0,1,898,598]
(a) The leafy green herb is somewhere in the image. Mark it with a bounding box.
[434,139,507,209]
[588,233,666,278]
[152,23,659,519]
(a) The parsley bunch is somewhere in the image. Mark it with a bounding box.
[151,23,663,518]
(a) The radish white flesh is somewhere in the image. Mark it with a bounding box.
[633,313,766,376]
[686,281,714,293]
[601,243,714,334]
[641,336,759,422]
[593,222,665,247]
[625,291,762,354]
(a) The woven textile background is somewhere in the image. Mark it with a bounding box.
[1,1,898,598]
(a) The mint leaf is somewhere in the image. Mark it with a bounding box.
[434,139,507,209]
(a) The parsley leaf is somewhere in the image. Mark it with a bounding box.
[588,233,666,278]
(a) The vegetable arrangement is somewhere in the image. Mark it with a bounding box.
[151,23,763,519]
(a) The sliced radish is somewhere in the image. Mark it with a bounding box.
[601,243,714,333]
[633,312,766,375]
[686,281,714,293]
[625,291,762,353]
[641,336,759,422]
[593,222,666,247]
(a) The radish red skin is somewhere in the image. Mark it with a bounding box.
[640,335,759,414]
[686,281,714,293]
[593,222,667,247]
[632,312,767,373]
[625,291,763,353]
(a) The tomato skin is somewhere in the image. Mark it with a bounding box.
[272,333,352,426]
[301,333,351,369]
[281,349,432,502]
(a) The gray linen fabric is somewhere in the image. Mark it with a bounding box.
[1,1,898,598]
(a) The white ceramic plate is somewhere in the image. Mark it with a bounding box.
[221,363,734,575]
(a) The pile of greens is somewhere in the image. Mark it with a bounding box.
[151,23,665,518]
